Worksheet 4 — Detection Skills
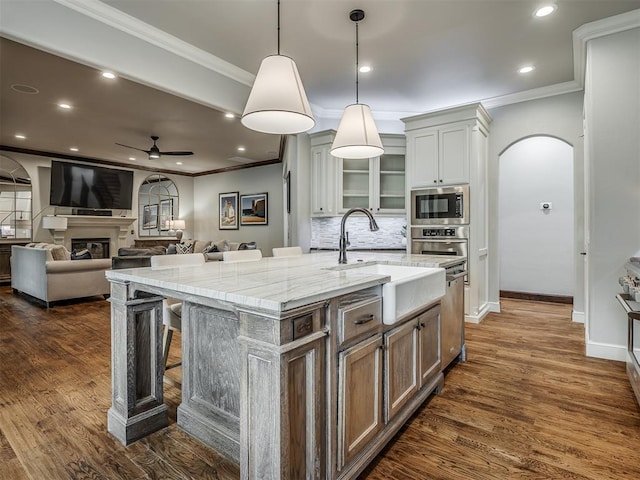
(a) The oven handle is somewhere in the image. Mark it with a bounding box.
[446,271,468,281]
[412,238,468,243]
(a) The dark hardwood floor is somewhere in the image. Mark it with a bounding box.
[1,287,639,479]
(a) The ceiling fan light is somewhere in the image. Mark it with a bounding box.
[331,104,384,159]
[241,55,315,135]
[149,152,160,159]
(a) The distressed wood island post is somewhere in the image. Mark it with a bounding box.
[106,277,169,444]
[105,273,330,479]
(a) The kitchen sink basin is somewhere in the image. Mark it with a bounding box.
[347,264,446,324]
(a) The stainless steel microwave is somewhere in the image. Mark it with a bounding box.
[411,185,469,225]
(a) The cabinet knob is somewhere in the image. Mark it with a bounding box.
[320,207,323,211]
[439,179,443,183]
[433,180,437,184]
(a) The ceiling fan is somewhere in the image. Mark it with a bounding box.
[116,135,193,159]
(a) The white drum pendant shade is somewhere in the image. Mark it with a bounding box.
[330,103,384,159]
[241,55,315,135]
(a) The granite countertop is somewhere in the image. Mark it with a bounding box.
[106,252,465,313]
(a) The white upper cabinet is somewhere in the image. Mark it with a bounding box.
[337,134,406,215]
[311,132,405,216]
[404,104,490,189]
[407,124,468,188]
[310,132,337,216]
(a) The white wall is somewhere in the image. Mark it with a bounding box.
[285,134,312,252]
[584,27,640,360]
[193,163,284,256]
[498,136,574,296]
[487,92,585,315]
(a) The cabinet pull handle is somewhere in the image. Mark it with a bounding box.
[354,314,375,325]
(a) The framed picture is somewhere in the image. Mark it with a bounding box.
[159,198,174,231]
[219,191,239,230]
[142,204,158,229]
[240,193,268,226]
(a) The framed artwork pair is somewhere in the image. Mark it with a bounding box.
[219,192,268,230]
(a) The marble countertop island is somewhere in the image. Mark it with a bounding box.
[106,251,466,478]
[105,251,464,313]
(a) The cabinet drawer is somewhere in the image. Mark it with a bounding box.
[339,298,381,345]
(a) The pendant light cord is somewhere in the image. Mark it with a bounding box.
[355,20,359,104]
[277,0,281,55]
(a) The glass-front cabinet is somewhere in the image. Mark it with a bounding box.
[338,134,406,215]
[310,131,406,217]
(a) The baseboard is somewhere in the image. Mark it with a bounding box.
[585,340,627,362]
[572,310,585,324]
[465,304,491,324]
[500,290,573,304]
[487,301,501,313]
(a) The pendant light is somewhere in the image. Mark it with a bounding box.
[241,0,315,135]
[331,9,384,159]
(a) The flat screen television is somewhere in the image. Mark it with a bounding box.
[49,161,134,210]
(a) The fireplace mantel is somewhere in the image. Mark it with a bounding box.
[45,215,136,256]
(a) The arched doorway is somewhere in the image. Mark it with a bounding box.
[498,136,574,299]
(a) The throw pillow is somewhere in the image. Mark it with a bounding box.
[176,243,193,254]
[193,240,211,253]
[50,245,71,261]
[167,243,177,255]
[202,244,217,254]
[238,242,257,250]
[214,239,230,252]
[71,249,92,260]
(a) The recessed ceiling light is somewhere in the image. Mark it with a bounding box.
[101,71,117,79]
[237,146,246,152]
[176,161,183,165]
[58,103,72,109]
[129,157,136,161]
[359,66,371,73]
[225,112,235,118]
[11,84,39,95]
[15,134,26,140]
[534,4,557,18]
[69,147,79,152]
[518,65,535,74]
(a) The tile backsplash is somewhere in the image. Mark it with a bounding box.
[311,216,406,249]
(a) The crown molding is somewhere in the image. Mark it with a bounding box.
[573,9,640,88]
[481,81,583,110]
[52,0,255,87]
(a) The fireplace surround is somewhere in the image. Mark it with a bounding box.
[44,215,136,257]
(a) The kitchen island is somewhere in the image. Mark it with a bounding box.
[105,252,464,479]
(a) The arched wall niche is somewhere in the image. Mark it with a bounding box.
[138,174,179,237]
[0,155,32,239]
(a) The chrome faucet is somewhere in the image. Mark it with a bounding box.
[339,208,380,264]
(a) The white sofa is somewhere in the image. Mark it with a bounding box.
[11,244,112,307]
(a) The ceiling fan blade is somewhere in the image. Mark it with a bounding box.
[161,151,194,156]
[115,142,150,154]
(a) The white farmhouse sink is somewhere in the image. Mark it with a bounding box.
[349,264,446,325]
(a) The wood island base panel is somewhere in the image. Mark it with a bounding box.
[105,252,465,479]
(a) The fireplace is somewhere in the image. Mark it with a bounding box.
[71,238,110,259]
[46,215,136,257]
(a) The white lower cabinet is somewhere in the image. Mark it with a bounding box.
[337,333,384,471]
[384,304,441,422]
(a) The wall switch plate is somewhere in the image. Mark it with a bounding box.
[540,202,552,210]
